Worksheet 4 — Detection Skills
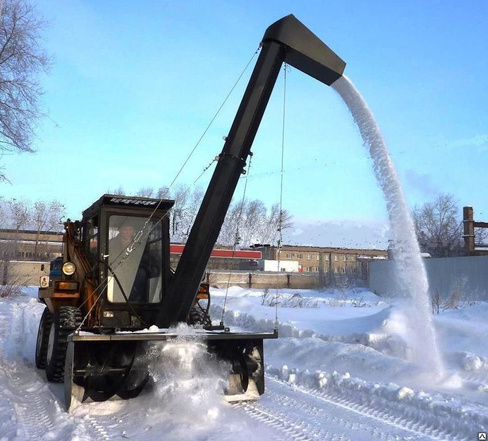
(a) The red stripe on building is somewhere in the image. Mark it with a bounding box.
[170,244,261,259]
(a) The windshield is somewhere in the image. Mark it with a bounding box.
[107,215,163,303]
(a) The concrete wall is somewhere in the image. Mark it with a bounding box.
[369,255,488,301]
[206,271,320,289]
[1,260,47,286]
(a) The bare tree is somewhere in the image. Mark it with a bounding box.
[0,197,8,260]
[170,184,189,240]
[239,199,267,246]
[413,193,463,257]
[30,200,64,256]
[136,187,154,197]
[111,186,171,199]
[156,186,170,199]
[2,198,29,259]
[475,226,488,248]
[217,199,293,248]
[258,203,293,245]
[169,185,205,242]
[8,197,29,230]
[218,200,245,247]
[48,200,64,232]
[182,186,204,237]
[0,196,6,228]
[137,186,172,199]
[0,0,51,178]
[107,186,125,195]
[98,184,294,248]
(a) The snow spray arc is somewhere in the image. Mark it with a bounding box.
[331,76,443,376]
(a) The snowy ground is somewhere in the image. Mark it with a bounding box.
[1,285,488,440]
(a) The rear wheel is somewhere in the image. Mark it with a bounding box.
[35,307,53,369]
[46,307,82,383]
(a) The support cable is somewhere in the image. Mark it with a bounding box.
[274,62,288,330]
[168,47,261,191]
[220,153,254,325]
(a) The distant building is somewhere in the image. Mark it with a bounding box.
[0,229,63,261]
[463,206,488,256]
[257,259,300,272]
[170,244,262,271]
[0,229,64,286]
[251,245,387,279]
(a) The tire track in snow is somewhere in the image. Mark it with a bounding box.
[234,400,335,441]
[236,377,438,441]
[0,297,110,441]
[0,300,57,440]
[78,416,111,441]
[318,376,487,441]
[0,300,18,439]
[263,375,484,441]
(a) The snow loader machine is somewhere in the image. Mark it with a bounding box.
[35,14,345,410]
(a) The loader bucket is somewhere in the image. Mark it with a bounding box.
[64,329,277,410]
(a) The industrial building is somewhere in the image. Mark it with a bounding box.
[251,244,388,278]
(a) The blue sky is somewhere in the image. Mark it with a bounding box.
[2,0,487,248]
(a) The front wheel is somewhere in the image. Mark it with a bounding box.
[46,307,82,383]
[35,307,53,369]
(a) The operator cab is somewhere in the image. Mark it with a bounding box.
[81,194,174,327]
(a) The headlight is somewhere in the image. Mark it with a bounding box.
[62,261,76,276]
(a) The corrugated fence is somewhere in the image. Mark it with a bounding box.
[369,255,488,301]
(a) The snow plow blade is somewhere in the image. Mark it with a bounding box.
[64,329,277,411]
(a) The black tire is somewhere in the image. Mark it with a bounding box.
[234,342,264,395]
[35,307,53,369]
[249,343,264,395]
[46,306,82,383]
